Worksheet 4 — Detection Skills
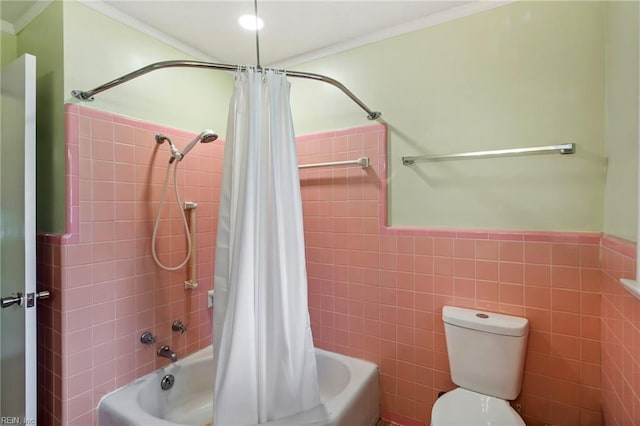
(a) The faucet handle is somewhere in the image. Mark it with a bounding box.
[171,320,188,334]
[140,331,156,345]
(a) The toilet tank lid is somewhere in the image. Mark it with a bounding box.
[443,306,529,337]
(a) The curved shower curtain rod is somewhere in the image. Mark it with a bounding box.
[71,60,382,120]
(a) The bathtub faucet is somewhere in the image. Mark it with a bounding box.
[157,345,178,362]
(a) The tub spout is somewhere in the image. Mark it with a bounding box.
[157,345,178,362]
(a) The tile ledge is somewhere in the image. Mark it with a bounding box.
[620,279,640,300]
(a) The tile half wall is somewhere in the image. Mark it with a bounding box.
[35,105,640,425]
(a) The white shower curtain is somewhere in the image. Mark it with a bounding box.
[212,69,321,426]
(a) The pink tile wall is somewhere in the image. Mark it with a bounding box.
[37,113,639,426]
[37,234,63,425]
[600,235,640,425]
[36,105,222,424]
[298,124,603,426]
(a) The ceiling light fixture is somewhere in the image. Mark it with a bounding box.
[238,14,264,31]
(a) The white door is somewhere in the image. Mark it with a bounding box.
[0,54,37,423]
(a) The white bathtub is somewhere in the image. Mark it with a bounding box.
[98,346,379,426]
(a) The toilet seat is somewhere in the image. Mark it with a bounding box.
[430,388,525,426]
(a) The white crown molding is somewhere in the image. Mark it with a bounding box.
[13,0,55,34]
[75,0,219,62]
[271,1,515,69]
[1,20,16,35]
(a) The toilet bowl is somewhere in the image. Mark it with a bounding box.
[430,306,529,426]
[431,388,524,426]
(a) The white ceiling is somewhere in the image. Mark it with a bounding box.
[1,0,501,67]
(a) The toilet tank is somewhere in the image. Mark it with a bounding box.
[443,306,529,400]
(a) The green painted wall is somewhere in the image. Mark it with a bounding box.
[63,1,231,136]
[1,31,18,67]
[16,0,65,234]
[14,0,232,233]
[12,0,629,235]
[290,1,606,232]
[603,1,639,242]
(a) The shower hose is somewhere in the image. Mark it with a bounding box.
[151,161,192,271]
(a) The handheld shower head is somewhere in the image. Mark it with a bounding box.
[199,130,219,143]
[179,129,218,160]
[156,130,218,163]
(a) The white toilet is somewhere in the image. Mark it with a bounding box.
[431,306,529,426]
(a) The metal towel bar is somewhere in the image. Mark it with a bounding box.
[402,143,576,166]
[299,157,369,170]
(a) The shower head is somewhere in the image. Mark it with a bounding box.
[178,129,219,160]
[198,129,219,144]
[157,130,218,164]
